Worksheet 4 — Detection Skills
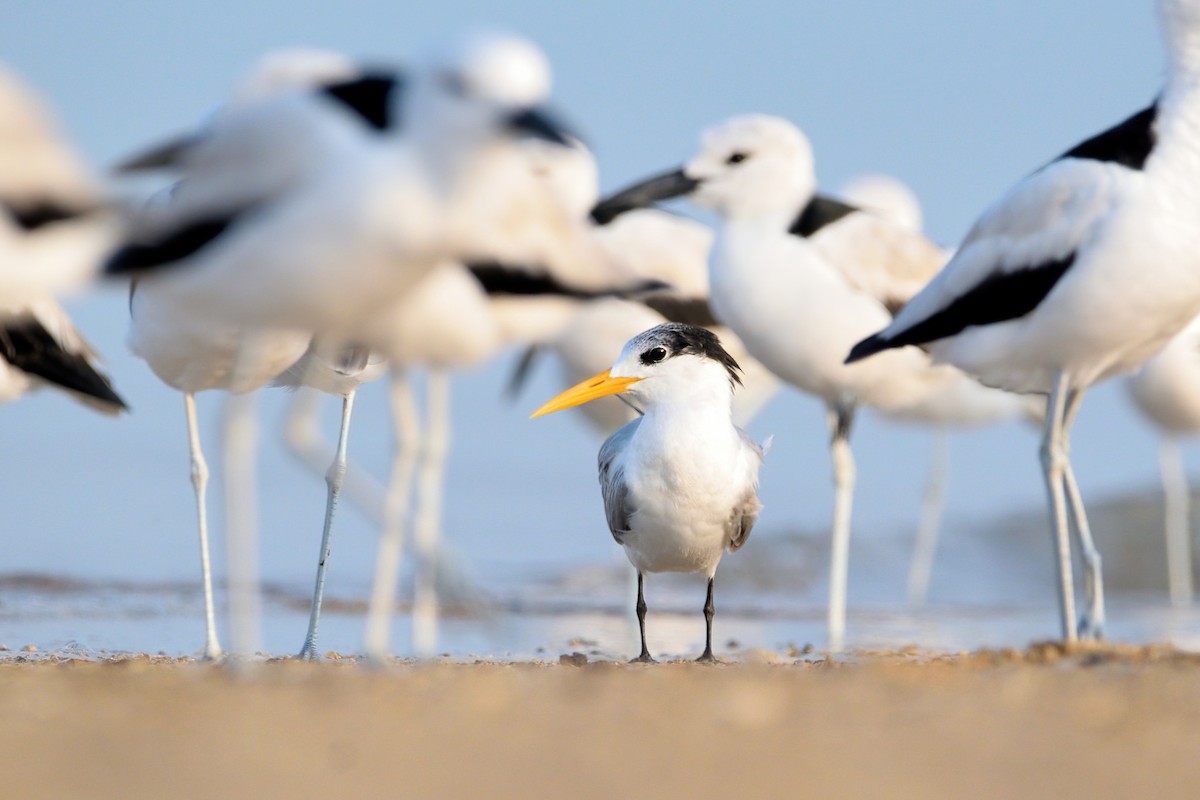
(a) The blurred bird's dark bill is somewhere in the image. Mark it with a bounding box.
[530,369,641,418]
[508,107,574,145]
[589,168,699,224]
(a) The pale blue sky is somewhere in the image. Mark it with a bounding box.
[0,2,1177,612]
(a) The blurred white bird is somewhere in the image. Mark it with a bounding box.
[848,0,1200,642]
[532,323,765,662]
[1124,316,1200,605]
[0,65,121,300]
[591,115,1026,651]
[0,65,126,414]
[114,50,394,660]
[126,277,310,659]
[110,34,580,659]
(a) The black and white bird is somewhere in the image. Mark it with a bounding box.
[125,274,311,659]
[105,33,574,338]
[1123,317,1200,606]
[846,0,1200,642]
[591,114,1027,651]
[1,299,126,415]
[532,323,766,663]
[115,50,390,660]
[0,65,126,414]
[109,34,579,658]
[0,64,121,300]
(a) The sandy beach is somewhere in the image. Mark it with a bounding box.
[3,643,1199,799]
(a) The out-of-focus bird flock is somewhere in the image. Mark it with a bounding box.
[8,0,1200,662]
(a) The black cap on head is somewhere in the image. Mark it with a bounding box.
[631,323,742,387]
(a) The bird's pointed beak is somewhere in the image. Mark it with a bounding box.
[530,369,641,418]
[590,167,700,224]
[507,106,574,145]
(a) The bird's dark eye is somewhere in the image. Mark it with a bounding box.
[641,346,667,365]
[726,152,749,165]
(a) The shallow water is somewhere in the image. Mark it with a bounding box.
[6,500,1200,661]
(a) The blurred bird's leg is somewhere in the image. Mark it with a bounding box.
[282,385,486,614]
[222,387,263,659]
[907,428,950,606]
[1159,437,1194,606]
[696,577,717,663]
[364,369,421,661]
[827,402,857,653]
[185,392,223,660]
[1060,387,1103,640]
[1039,373,1078,644]
[631,571,655,663]
[282,388,388,528]
[413,368,451,657]
[298,388,357,660]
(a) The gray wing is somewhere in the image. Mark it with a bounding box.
[598,418,640,544]
[726,429,765,553]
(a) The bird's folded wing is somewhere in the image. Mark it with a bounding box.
[598,419,639,544]
[812,211,947,315]
[727,428,766,552]
[878,158,1136,345]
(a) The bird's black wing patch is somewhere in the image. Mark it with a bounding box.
[319,73,403,132]
[467,262,667,299]
[105,215,240,276]
[846,254,1075,363]
[1054,103,1157,170]
[0,317,127,411]
[641,295,721,328]
[3,200,88,231]
[788,194,858,238]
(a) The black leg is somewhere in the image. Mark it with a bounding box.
[696,577,717,663]
[631,571,656,663]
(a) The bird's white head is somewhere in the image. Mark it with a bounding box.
[684,114,817,219]
[522,136,599,220]
[407,32,571,151]
[839,173,923,233]
[531,323,742,418]
[588,114,815,226]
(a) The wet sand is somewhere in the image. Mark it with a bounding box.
[3,643,1199,799]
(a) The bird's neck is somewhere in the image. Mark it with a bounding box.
[638,390,737,448]
[1153,79,1200,186]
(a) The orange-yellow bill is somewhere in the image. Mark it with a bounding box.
[530,369,641,418]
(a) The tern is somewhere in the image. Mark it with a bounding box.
[847,0,1200,641]
[591,114,1026,651]
[532,323,765,663]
